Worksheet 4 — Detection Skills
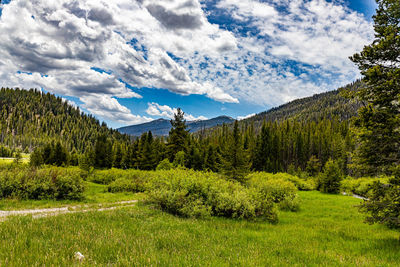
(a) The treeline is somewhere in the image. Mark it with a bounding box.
[29,108,354,180]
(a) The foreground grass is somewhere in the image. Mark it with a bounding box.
[0,191,398,266]
[0,182,142,211]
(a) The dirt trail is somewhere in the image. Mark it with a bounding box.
[0,200,137,221]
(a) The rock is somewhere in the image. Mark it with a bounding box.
[74,251,85,261]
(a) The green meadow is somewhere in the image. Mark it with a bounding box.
[0,190,398,266]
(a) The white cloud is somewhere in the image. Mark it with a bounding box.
[146,102,207,121]
[237,113,256,120]
[82,95,152,125]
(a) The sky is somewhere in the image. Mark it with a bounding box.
[0,0,376,128]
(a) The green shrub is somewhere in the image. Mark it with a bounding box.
[318,160,342,194]
[341,176,390,198]
[0,167,85,200]
[246,172,315,191]
[247,174,300,211]
[156,159,173,171]
[108,178,146,193]
[88,169,146,185]
[146,170,278,222]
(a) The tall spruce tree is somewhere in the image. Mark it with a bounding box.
[350,0,400,175]
[167,108,189,161]
[138,131,156,170]
[350,0,400,237]
[221,120,249,183]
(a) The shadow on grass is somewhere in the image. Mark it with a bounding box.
[364,236,400,252]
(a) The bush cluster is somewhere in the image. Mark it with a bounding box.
[247,175,300,211]
[317,160,343,194]
[0,167,85,200]
[246,172,315,191]
[341,176,390,198]
[108,178,147,193]
[146,170,279,222]
[88,169,144,185]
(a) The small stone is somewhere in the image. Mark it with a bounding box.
[74,251,85,261]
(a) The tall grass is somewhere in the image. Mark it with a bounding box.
[0,191,398,266]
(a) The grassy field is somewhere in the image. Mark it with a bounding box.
[0,155,30,164]
[0,191,398,266]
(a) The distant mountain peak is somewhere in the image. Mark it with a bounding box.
[118,116,234,136]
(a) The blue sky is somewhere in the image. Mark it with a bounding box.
[0,0,376,128]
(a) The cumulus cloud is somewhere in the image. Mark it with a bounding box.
[82,95,152,125]
[146,102,207,121]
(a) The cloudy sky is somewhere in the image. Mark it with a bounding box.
[0,0,376,128]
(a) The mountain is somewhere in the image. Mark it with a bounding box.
[0,87,129,152]
[198,80,363,136]
[118,116,235,136]
[246,81,362,123]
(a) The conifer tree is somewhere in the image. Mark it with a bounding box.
[138,131,156,170]
[221,120,249,183]
[350,0,400,175]
[168,108,189,161]
[350,0,400,237]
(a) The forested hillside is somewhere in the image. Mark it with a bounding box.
[241,80,362,128]
[0,88,128,152]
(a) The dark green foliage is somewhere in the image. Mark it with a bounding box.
[221,121,249,182]
[0,88,129,153]
[137,132,156,170]
[167,108,189,160]
[359,178,400,231]
[0,167,85,200]
[94,135,113,169]
[173,151,186,168]
[348,0,400,237]
[318,160,343,194]
[350,0,400,175]
[30,148,44,167]
[306,155,321,177]
[13,151,22,164]
[30,141,69,166]
[0,145,13,157]
[204,144,218,172]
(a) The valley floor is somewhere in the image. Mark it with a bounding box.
[0,191,398,266]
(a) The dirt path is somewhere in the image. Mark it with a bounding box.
[0,200,137,221]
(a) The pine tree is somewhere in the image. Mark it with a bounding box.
[204,144,218,172]
[94,134,112,168]
[167,108,189,161]
[221,120,249,183]
[138,131,156,170]
[350,0,400,175]
[350,0,400,238]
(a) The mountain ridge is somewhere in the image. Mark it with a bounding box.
[118,115,235,136]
